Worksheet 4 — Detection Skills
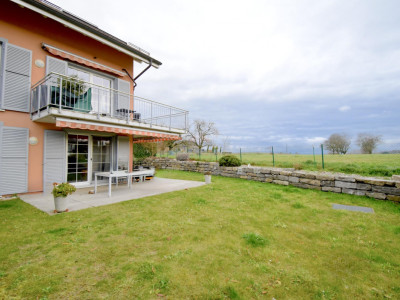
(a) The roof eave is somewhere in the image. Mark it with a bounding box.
[11,0,162,68]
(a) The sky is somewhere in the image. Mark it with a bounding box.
[50,0,400,153]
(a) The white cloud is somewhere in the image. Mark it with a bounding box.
[339,105,351,112]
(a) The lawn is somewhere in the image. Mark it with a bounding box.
[1,170,400,299]
[180,153,400,177]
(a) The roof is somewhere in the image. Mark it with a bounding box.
[11,0,162,68]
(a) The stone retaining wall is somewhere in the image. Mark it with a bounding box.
[144,157,400,202]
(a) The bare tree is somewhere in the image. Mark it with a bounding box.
[324,133,351,154]
[186,119,219,156]
[356,133,382,154]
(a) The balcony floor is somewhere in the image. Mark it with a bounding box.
[20,177,205,215]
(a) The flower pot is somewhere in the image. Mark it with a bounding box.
[205,175,212,184]
[54,196,69,213]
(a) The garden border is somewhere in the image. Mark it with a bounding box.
[144,157,400,202]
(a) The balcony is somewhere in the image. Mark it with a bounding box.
[30,73,188,134]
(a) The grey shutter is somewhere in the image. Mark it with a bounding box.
[0,126,29,195]
[115,79,130,115]
[3,44,32,112]
[43,130,66,193]
[117,136,130,170]
[46,56,67,75]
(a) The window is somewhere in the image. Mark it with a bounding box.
[67,66,113,114]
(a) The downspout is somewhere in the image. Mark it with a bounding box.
[123,59,153,89]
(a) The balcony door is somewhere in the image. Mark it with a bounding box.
[67,134,113,186]
[67,67,112,115]
[92,136,112,182]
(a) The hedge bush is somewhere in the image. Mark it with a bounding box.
[219,155,241,167]
[176,153,190,161]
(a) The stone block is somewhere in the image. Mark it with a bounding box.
[387,195,400,202]
[292,171,307,178]
[271,170,282,175]
[288,176,300,183]
[366,192,386,200]
[315,174,335,181]
[335,175,356,182]
[273,180,289,186]
[392,175,400,182]
[372,186,400,196]
[291,182,321,190]
[260,168,272,174]
[277,175,289,181]
[356,183,372,191]
[358,178,395,186]
[321,180,335,187]
[280,170,292,176]
[342,188,366,196]
[264,178,273,183]
[321,186,341,193]
[335,181,357,189]
[299,178,321,186]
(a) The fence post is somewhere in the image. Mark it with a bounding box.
[272,146,275,167]
[321,144,325,169]
[313,145,316,165]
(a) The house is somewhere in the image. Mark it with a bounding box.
[0,0,188,196]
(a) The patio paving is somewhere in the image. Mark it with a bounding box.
[20,177,205,215]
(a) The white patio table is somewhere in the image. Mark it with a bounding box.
[94,169,155,197]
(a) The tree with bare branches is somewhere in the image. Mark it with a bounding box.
[324,133,351,154]
[357,133,382,154]
[186,119,219,156]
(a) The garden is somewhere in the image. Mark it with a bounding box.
[0,170,399,299]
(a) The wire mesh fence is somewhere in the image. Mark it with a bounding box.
[154,142,400,178]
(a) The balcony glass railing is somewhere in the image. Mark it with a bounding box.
[30,73,188,131]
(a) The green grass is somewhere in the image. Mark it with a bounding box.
[175,152,400,177]
[1,169,400,299]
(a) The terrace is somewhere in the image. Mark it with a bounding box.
[30,73,188,135]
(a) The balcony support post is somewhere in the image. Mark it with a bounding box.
[59,78,63,113]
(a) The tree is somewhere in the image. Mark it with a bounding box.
[186,119,219,156]
[221,135,231,153]
[324,133,351,154]
[356,133,382,154]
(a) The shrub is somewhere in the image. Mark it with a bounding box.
[219,155,241,167]
[52,182,76,198]
[176,153,190,161]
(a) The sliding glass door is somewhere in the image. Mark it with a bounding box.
[92,136,112,181]
[67,134,113,185]
[67,135,89,184]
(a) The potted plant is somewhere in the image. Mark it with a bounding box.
[52,182,76,213]
[204,171,212,184]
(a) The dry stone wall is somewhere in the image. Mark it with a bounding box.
[144,157,400,202]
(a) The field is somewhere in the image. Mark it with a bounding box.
[178,153,400,177]
[1,170,400,299]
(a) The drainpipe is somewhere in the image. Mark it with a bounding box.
[123,59,153,89]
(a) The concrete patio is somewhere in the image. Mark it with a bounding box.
[21,177,205,215]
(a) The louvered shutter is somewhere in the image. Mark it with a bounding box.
[46,56,67,75]
[114,79,130,116]
[3,44,32,112]
[43,130,66,193]
[0,126,29,195]
[117,136,130,170]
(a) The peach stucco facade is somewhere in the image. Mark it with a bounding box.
[0,1,136,193]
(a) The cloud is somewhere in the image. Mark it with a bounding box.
[339,105,351,112]
[50,0,400,152]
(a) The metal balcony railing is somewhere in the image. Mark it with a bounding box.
[30,72,189,131]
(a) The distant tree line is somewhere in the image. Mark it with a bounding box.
[324,133,382,154]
